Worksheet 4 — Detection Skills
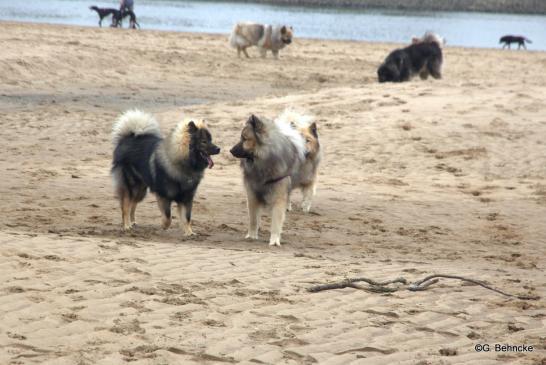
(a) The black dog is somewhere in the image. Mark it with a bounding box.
[89,6,120,27]
[378,42,443,83]
[499,35,532,50]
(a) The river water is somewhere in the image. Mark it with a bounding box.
[0,0,545,50]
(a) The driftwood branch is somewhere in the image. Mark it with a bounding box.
[307,274,539,300]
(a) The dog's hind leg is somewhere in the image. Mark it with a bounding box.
[157,196,172,229]
[129,185,147,227]
[177,202,196,236]
[286,191,292,212]
[246,193,261,240]
[120,191,133,231]
[270,198,287,247]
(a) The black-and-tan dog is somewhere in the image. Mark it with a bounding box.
[499,35,532,50]
[111,110,220,235]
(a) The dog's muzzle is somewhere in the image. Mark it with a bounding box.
[230,142,252,159]
[283,38,292,45]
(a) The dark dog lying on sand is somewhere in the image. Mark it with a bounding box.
[499,35,532,50]
[377,42,443,83]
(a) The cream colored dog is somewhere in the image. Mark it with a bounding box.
[229,22,294,59]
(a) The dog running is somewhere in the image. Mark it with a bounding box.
[111,110,220,235]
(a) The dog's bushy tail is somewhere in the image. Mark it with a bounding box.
[274,109,308,160]
[275,108,314,129]
[112,110,161,145]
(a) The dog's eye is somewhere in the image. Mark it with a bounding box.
[306,138,311,143]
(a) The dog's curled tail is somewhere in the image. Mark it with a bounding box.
[112,110,161,145]
[275,109,310,160]
[276,108,314,129]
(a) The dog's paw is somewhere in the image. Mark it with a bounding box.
[161,218,172,230]
[268,235,281,246]
[245,232,259,240]
[302,202,312,213]
[287,202,293,212]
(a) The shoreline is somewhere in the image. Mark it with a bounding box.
[232,0,546,15]
[1,20,546,53]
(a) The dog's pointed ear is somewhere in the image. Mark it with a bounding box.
[248,114,264,134]
[309,122,318,138]
[187,121,198,134]
[281,26,287,35]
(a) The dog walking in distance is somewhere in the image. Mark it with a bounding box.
[111,110,220,235]
[89,6,120,27]
[377,41,443,83]
[499,35,532,50]
[113,9,140,29]
[229,22,294,59]
[275,109,321,213]
[231,111,319,246]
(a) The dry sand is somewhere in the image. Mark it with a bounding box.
[0,21,545,364]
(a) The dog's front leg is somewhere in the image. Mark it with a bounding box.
[246,193,260,240]
[243,47,250,58]
[272,50,279,60]
[177,202,196,236]
[259,47,267,59]
[301,183,316,213]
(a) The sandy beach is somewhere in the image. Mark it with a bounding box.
[0,21,545,364]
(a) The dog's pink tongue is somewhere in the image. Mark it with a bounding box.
[207,155,214,169]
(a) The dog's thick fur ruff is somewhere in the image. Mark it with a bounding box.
[275,109,321,213]
[378,42,443,83]
[111,110,220,235]
[230,114,306,246]
[499,35,532,50]
[229,22,293,59]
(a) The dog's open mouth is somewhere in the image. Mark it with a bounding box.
[201,152,214,169]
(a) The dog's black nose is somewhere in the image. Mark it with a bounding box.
[212,146,221,155]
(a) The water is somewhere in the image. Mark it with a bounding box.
[0,0,545,50]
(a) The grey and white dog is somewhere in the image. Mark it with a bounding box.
[229,22,294,59]
[230,114,306,246]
